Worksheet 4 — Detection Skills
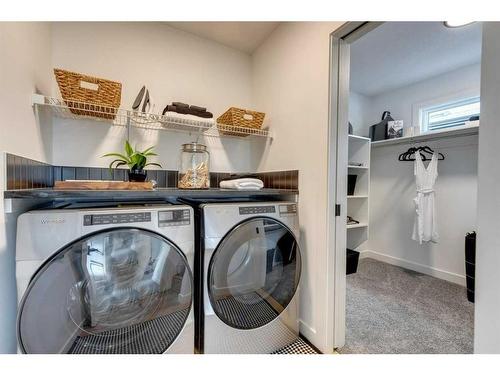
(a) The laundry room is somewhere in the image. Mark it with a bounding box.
[2,15,500,361]
[0,21,339,355]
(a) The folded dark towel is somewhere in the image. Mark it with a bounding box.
[220,173,259,182]
[175,106,190,114]
[172,102,189,109]
[191,111,213,119]
[190,105,207,112]
[162,105,213,118]
[162,104,189,115]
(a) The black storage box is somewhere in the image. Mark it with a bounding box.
[346,248,360,275]
[369,111,394,142]
[467,290,475,303]
[465,232,476,263]
[465,231,476,303]
[347,175,358,196]
[465,261,475,276]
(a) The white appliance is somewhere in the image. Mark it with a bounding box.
[16,205,194,354]
[200,201,301,353]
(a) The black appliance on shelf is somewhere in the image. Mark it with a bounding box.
[369,111,394,142]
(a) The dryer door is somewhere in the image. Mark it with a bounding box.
[208,218,301,329]
[18,228,192,354]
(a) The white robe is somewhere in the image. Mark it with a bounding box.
[412,152,439,244]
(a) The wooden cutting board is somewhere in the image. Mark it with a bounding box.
[54,180,154,190]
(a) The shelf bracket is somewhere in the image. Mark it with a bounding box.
[126,112,131,141]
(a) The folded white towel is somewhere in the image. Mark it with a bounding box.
[219,178,264,190]
[163,112,215,126]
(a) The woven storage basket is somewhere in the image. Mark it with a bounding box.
[217,107,265,136]
[54,69,122,120]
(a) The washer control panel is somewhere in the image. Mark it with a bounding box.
[279,204,298,217]
[84,212,152,226]
[239,206,276,215]
[158,209,191,227]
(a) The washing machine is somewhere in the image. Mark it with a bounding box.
[197,201,301,354]
[16,205,194,354]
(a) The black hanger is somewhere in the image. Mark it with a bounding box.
[398,145,445,161]
[398,146,420,161]
[423,146,445,160]
[398,147,413,161]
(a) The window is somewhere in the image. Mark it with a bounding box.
[420,96,480,132]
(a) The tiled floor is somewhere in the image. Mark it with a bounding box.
[273,337,319,354]
[215,293,319,354]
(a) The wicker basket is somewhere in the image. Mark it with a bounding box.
[217,107,265,136]
[54,69,122,120]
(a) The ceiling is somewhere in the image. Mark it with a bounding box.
[350,22,483,96]
[166,22,280,54]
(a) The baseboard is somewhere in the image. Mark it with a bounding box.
[298,319,316,338]
[359,250,466,286]
[298,320,328,354]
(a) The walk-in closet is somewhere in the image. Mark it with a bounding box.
[339,22,481,353]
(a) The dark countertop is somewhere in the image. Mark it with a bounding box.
[4,188,298,202]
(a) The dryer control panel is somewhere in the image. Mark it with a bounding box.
[83,212,152,226]
[279,204,298,217]
[158,209,190,227]
[239,206,276,215]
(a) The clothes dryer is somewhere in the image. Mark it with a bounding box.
[16,205,194,354]
[198,201,301,353]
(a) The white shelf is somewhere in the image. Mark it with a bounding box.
[348,165,369,170]
[32,94,272,140]
[371,124,478,148]
[347,134,370,249]
[347,223,368,229]
[348,134,370,142]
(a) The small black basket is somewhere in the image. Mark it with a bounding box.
[347,248,360,275]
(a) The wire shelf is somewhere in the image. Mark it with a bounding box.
[32,94,272,139]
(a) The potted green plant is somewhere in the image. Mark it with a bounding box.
[103,141,162,182]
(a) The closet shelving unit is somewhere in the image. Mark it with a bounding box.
[347,134,370,249]
[31,94,272,140]
[371,123,479,148]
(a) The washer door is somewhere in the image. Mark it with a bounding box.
[18,228,192,354]
[208,218,301,330]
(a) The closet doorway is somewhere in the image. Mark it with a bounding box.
[329,21,481,353]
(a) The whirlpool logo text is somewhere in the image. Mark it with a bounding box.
[40,218,66,224]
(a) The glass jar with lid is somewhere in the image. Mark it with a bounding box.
[178,142,210,189]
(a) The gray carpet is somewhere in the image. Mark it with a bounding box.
[338,258,474,354]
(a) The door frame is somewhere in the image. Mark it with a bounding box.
[326,22,383,350]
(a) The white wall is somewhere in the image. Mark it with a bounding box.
[0,23,53,160]
[365,135,477,285]
[348,91,370,134]
[252,21,343,352]
[474,22,500,354]
[0,22,53,353]
[350,63,481,138]
[50,22,257,172]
